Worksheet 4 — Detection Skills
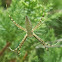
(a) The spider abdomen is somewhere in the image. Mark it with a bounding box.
[25,16,33,37]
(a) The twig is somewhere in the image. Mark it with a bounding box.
[36,44,62,48]
[23,51,28,62]
[36,38,62,48]
[0,42,11,56]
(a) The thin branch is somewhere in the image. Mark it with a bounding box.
[36,40,62,48]
[54,39,62,44]
[0,42,11,56]
[23,51,28,62]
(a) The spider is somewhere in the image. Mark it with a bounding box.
[8,14,49,54]
[8,10,62,56]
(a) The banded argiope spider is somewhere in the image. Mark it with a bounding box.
[8,14,49,54]
[7,10,62,55]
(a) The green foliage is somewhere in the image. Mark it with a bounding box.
[0,0,62,62]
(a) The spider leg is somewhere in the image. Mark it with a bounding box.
[16,34,28,54]
[9,15,26,31]
[32,15,44,31]
[6,4,26,31]
[9,34,27,54]
[33,33,48,50]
